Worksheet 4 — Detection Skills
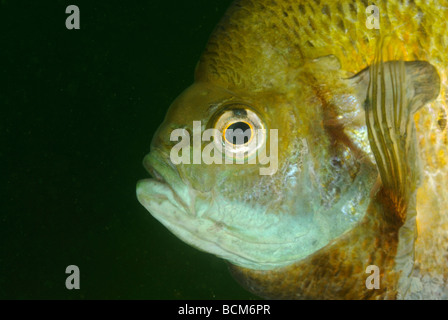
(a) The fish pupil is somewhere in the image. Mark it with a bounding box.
[226,122,251,145]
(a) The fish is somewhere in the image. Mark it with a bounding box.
[137,0,448,299]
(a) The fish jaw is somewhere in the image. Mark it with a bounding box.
[137,177,320,270]
[136,150,337,271]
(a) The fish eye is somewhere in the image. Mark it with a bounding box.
[210,105,266,160]
[224,121,253,145]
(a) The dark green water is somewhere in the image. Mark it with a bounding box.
[1,0,257,299]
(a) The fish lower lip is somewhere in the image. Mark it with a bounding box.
[148,166,166,183]
[141,152,192,215]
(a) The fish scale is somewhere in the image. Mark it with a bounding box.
[198,0,447,87]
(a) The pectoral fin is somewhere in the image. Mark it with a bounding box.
[349,47,440,225]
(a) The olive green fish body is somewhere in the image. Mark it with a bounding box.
[138,0,448,299]
[196,0,448,299]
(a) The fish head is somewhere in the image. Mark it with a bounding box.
[137,63,378,270]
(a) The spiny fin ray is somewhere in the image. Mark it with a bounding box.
[365,37,440,223]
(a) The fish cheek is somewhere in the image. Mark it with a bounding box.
[179,163,218,193]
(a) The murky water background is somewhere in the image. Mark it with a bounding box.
[1,0,257,299]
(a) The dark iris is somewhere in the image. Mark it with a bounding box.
[225,122,252,145]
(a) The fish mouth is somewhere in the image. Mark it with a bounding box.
[137,150,326,270]
[137,149,190,215]
[146,165,165,183]
[137,154,250,266]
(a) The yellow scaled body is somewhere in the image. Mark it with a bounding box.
[138,0,448,299]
